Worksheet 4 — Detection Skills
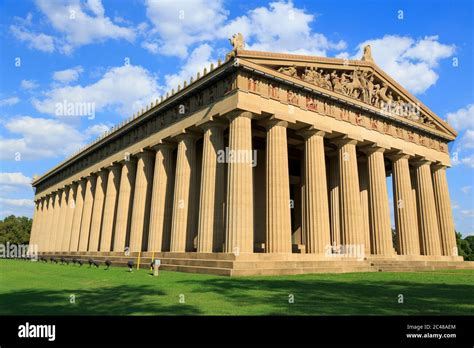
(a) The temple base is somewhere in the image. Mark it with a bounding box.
[36,251,472,276]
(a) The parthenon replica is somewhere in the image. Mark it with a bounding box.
[29,35,472,275]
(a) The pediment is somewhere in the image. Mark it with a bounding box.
[235,50,456,140]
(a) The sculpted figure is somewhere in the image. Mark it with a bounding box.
[331,71,344,93]
[278,65,297,77]
[376,83,392,108]
[226,33,245,60]
[361,44,374,62]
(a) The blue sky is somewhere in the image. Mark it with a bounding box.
[0,0,472,236]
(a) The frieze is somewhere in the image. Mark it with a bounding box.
[239,72,449,156]
[275,64,438,131]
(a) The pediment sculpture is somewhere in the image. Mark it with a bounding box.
[274,64,436,129]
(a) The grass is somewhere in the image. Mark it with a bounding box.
[0,259,473,315]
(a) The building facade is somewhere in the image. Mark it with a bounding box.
[29,38,465,275]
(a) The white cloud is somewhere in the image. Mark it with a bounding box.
[20,79,39,90]
[0,172,32,186]
[0,116,86,160]
[349,35,455,94]
[164,44,214,90]
[460,209,474,218]
[143,0,344,58]
[33,64,161,117]
[446,104,474,168]
[52,66,84,84]
[0,198,34,208]
[221,1,346,56]
[84,123,112,137]
[458,154,474,168]
[144,0,228,58]
[10,25,55,52]
[446,104,474,131]
[461,186,472,194]
[0,97,20,107]
[29,0,135,54]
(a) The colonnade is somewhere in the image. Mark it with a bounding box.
[29,111,458,257]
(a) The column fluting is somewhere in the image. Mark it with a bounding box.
[414,160,442,256]
[197,123,226,253]
[129,151,155,252]
[69,180,86,251]
[301,129,330,254]
[113,159,137,252]
[99,164,121,252]
[432,165,457,256]
[170,134,197,252]
[225,111,254,254]
[78,175,97,252]
[366,147,393,255]
[147,144,175,252]
[88,170,108,251]
[392,154,420,255]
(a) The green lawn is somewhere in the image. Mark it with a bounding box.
[0,259,473,315]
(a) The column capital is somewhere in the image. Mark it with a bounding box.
[332,137,358,148]
[359,143,388,155]
[431,162,447,171]
[169,129,200,142]
[118,156,137,166]
[226,110,253,122]
[260,118,288,130]
[196,116,228,131]
[150,140,176,151]
[296,126,327,139]
[134,149,155,159]
[386,150,413,161]
[412,158,432,167]
[201,120,228,132]
[104,162,122,171]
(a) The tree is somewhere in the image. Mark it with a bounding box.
[456,232,473,261]
[0,215,32,245]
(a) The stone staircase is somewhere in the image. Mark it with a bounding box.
[37,251,474,276]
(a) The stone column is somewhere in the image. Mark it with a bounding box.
[78,175,97,251]
[197,123,226,253]
[148,144,175,252]
[414,160,442,256]
[170,134,197,252]
[327,154,340,247]
[432,164,457,256]
[225,111,254,254]
[49,191,62,252]
[69,180,86,251]
[34,199,46,252]
[88,170,108,251]
[335,138,364,252]
[300,129,330,254]
[43,195,55,252]
[56,187,69,251]
[61,184,77,252]
[29,200,42,253]
[365,147,393,255]
[392,154,420,255]
[113,159,137,252]
[358,158,371,254]
[100,164,121,252]
[129,151,155,252]
[265,119,292,253]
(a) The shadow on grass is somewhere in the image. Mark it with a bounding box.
[0,284,201,316]
[178,277,474,315]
